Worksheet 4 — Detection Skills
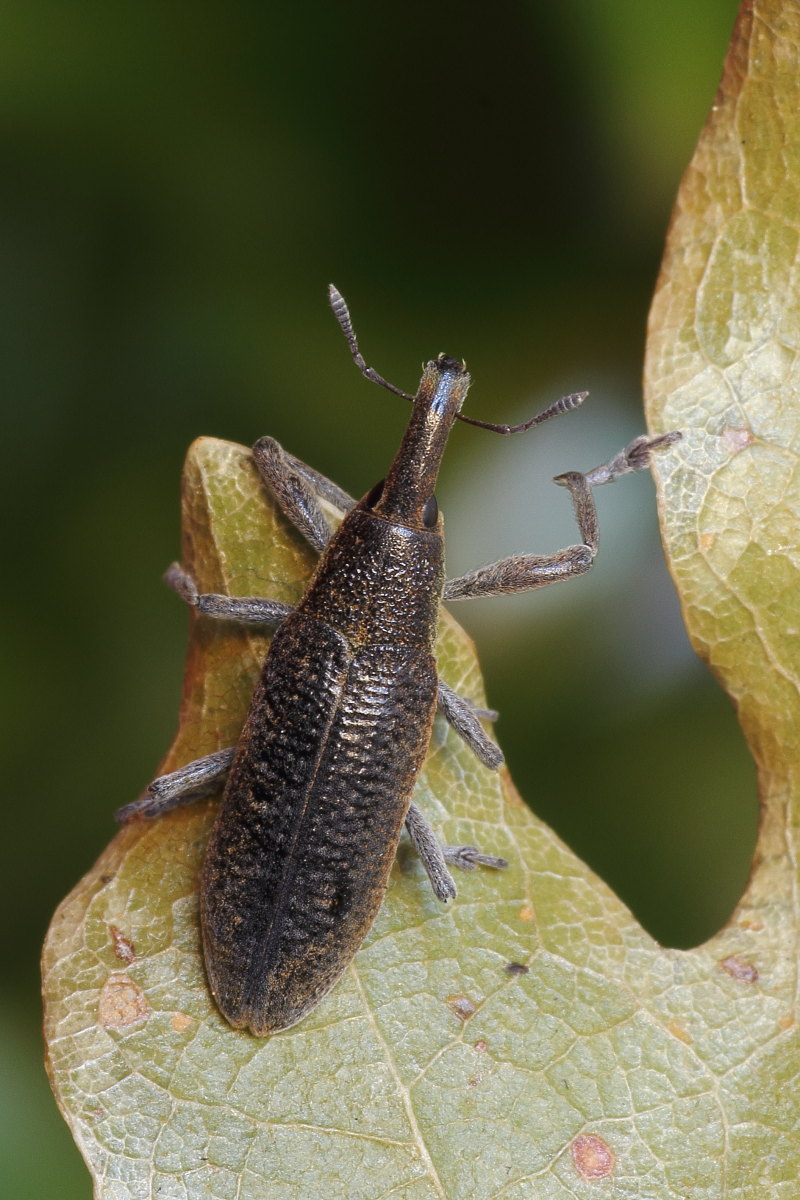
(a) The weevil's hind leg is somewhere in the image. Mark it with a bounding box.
[441,843,509,871]
[164,563,296,625]
[405,803,457,902]
[115,747,236,823]
[443,432,680,601]
[437,680,504,769]
[252,436,355,553]
[405,801,509,905]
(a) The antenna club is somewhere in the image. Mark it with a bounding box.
[328,283,354,340]
[328,282,344,311]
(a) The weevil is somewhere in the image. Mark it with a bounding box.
[117,286,678,1035]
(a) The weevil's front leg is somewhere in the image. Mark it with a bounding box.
[405,801,509,903]
[252,437,356,553]
[280,448,357,515]
[115,747,236,823]
[443,474,596,600]
[164,563,295,625]
[165,439,360,622]
[437,679,504,769]
[443,432,679,601]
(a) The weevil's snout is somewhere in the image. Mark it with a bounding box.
[368,354,471,529]
[434,353,466,377]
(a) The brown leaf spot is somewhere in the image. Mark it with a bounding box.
[446,994,476,1021]
[98,976,150,1029]
[517,903,534,922]
[779,1013,794,1030]
[108,925,136,964]
[739,918,764,932]
[570,1133,615,1180]
[505,961,529,976]
[699,531,715,553]
[667,1019,692,1044]
[721,426,755,454]
[720,955,759,983]
[171,1012,193,1032]
[473,1039,488,1052]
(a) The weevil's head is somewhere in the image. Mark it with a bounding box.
[360,354,470,532]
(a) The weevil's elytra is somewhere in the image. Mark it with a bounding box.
[117,286,679,1035]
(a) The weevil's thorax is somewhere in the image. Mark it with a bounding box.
[299,508,444,649]
[299,354,471,650]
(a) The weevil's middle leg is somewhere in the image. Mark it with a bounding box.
[165,563,296,625]
[166,569,504,773]
[437,679,503,769]
[443,432,679,601]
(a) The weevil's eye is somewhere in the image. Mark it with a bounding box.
[364,478,385,508]
[422,494,439,528]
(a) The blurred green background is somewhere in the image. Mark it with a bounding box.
[2,1,752,1195]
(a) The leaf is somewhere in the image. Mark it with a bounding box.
[43,3,800,1195]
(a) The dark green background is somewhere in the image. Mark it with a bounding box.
[2,2,751,1195]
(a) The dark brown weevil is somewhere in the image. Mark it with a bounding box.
[117,286,678,1034]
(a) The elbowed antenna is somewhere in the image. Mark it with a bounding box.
[455,389,587,435]
[328,284,416,402]
[328,283,588,436]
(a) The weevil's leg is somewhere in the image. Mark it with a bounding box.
[282,450,356,515]
[405,801,509,904]
[164,563,295,625]
[441,844,509,871]
[252,436,354,553]
[437,679,504,769]
[443,480,595,600]
[443,432,680,601]
[115,747,236,823]
[579,431,680,487]
[404,802,457,902]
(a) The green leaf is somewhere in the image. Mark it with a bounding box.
[43,3,800,1194]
